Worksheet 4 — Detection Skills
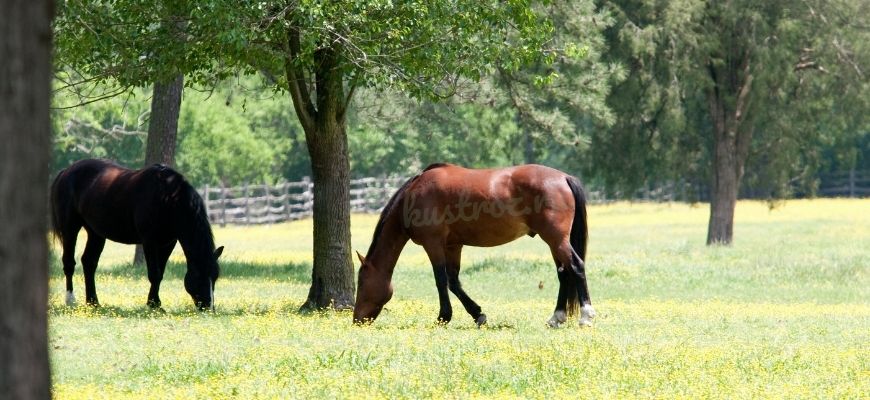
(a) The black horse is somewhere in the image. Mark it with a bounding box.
[50,159,223,310]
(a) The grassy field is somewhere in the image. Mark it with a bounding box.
[49,199,869,399]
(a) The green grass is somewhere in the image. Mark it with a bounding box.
[50,199,870,398]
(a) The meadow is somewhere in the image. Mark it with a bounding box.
[49,199,869,399]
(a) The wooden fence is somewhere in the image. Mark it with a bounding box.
[199,176,408,226]
[817,170,870,197]
[200,170,869,226]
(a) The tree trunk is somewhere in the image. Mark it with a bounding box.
[285,41,355,310]
[520,113,536,164]
[301,121,355,310]
[707,130,740,244]
[134,75,184,265]
[705,59,754,245]
[0,0,53,397]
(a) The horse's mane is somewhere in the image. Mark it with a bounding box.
[156,165,219,279]
[423,162,449,171]
[365,174,419,259]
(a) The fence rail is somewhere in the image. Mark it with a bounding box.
[817,170,870,197]
[200,176,409,226]
[200,170,869,226]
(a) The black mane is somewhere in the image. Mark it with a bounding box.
[366,175,419,259]
[159,166,219,280]
[423,162,449,171]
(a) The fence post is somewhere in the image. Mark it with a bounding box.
[849,168,856,198]
[283,182,291,222]
[220,183,227,227]
[243,182,250,225]
[203,184,210,222]
[303,176,312,217]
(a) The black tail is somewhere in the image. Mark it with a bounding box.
[564,176,588,317]
[49,170,66,244]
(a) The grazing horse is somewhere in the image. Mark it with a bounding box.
[50,159,224,310]
[353,163,596,327]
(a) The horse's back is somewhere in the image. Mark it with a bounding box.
[406,164,575,247]
[416,163,570,197]
[52,159,174,244]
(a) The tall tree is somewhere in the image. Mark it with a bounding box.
[597,0,868,244]
[0,0,53,397]
[51,2,189,264]
[188,1,555,309]
[497,0,623,164]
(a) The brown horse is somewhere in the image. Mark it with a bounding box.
[354,163,596,327]
[50,159,223,310]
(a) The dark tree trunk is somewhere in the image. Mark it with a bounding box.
[520,113,536,164]
[0,0,53,397]
[134,75,184,265]
[301,120,355,310]
[285,35,355,310]
[705,56,754,245]
[707,130,740,244]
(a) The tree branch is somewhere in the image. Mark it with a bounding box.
[284,24,316,132]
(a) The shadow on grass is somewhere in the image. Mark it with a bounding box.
[50,258,312,283]
[48,301,354,320]
[462,257,551,276]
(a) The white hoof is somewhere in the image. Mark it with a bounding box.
[579,304,596,327]
[582,304,596,318]
[547,310,567,328]
[65,291,76,306]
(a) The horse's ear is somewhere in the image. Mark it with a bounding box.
[355,250,366,265]
[214,246,224,260]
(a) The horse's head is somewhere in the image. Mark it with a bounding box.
[353,251,394,324]
[184,246,224,311]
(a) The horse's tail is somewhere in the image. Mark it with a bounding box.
[564,176,588,318]
[49,170,67,244]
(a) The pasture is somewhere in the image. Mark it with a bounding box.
[50,199,869,398]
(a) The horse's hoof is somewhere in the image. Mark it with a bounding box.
[579,318,593,327]
[547,310,567,328]
[65,291,76,307]
[475,314,487,327]
[581,304,597,319]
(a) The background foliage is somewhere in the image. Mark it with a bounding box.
[51,0,869,196]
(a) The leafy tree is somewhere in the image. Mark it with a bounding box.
[176,87,288,186]
[51,88,151,172]
[596,0,869,244]
[54,1,198,263]
[183,1,557,309]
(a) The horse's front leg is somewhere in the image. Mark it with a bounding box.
[444,245,486,327]
[144,241,175,309]
[432,263,453,323]
[80,233,105,307]
[424,245,453,324]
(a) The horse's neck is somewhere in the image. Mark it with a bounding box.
[176,212,215,269]
[369,212,409,275]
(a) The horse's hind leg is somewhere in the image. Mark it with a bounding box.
[81,231,105,306]
[547,260,573,328]
[444,245,486,327]
[547,240,596,327]
[144,241,175,309]
[60,225,81,306]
